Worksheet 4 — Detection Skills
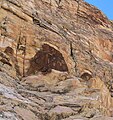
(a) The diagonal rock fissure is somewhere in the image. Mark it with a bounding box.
[1,6,27,22]
[32,16,65,38]
[5,0,21,7]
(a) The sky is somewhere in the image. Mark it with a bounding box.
[84,0,113,20]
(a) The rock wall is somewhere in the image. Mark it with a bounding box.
[0,0,113,120]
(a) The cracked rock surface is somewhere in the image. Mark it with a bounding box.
[0,0,113,120]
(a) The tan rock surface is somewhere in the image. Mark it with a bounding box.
[0,0,113,120]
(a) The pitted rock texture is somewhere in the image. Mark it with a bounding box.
[0,0,113,120]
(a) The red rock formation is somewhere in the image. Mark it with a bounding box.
[0,0,113,119]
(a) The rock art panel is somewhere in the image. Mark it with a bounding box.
[27,44,68,75]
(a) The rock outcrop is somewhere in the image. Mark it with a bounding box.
[0,0,113,120]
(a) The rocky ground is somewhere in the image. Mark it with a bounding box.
[0,0,113,120]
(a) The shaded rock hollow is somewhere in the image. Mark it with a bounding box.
[27,43,68,75]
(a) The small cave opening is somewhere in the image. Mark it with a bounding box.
[27,44,68,75]
[80,71,92,81]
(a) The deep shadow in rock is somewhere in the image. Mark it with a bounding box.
[80,71,92,81]
[27,44,68,75]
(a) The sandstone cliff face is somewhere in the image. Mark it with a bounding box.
[0,0,113,120]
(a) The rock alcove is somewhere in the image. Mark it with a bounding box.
[80,70,92,81]
[27,44,68,75]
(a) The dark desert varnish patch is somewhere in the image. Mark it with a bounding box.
[4,46,14,55]
[27,44,68,75]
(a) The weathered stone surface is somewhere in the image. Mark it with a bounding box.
[88,77,111,115]
[90,116,113,120]
[27,44,68,75]
[50,77,82,94]
[48,106,75,119]
[21,70,68,89]
[0,0,113,120]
